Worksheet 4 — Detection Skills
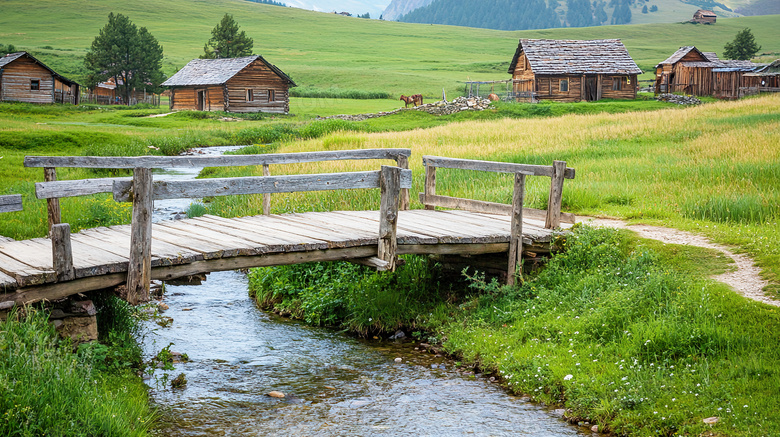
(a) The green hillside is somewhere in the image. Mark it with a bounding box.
[0,0,777,97]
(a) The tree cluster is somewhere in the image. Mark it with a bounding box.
[399,0,561,31]
[0,43,17,55]
[723,28,761,60]
[84,13,164,104]
[201,14,254,59]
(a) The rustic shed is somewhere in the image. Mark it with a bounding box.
[692,9,716,24]
[162,55,296,113]
[0,52,80,104]
[84,77,160,106]
[507,39,641,103]
[655,46,759,97]
[741,59,780,94]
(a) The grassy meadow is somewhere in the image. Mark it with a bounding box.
[0,0,779,96]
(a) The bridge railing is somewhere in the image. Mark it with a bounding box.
[24,149,413,304]
[419,156,575,285]
[0,195,23,214]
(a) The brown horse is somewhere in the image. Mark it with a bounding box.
[400,94,424,108]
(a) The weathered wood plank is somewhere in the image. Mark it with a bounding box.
[154,221,267,257]
[127,168,152,305]
[424,165,436,211]
[192,215,325,251]
[545,160,567,229]
[113,170,413,202]
[0,272,128,309]
[423,156,575,179]
[35,177,131,199]
[418,193,576,224]
[0,243,57,287]
[397,242,509,255]
[0,195,23,213]
[25,149,412,169]
[0,270,18,293]
[397,154,410,211]
[349,256,390,271]
[74,226,201,267]
[240,214,374,248]
[262,164,271,215]
[144,225,242,259]
[51,223,75,282]
[378,166,401,271]
[302,211,437,245]
[507,173,525,286]
[44,168,61,233]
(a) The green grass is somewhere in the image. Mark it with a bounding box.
[0,0,778,95]
[0,308,155,436]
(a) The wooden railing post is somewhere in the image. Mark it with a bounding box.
[43,167,61,235]
[262,164,271,215]
[507,173,526,286]
[397,154,410,210]
[545,160,566,229]
[51,223,75,282]
[378,165,401,271]
[127,167,153,305]
[423,163,436,210]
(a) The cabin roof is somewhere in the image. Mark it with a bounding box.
[702,52,720,62]
[695,9,716,16]
[507,39,641,75]
[162,55,296,87]
[0,51,80,86]
[656,46,709,66]
[744,59,780,76]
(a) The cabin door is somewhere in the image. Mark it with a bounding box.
[197,90,205,111]
[585,76,598,101]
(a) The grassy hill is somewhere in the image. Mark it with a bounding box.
[0,0,778,97]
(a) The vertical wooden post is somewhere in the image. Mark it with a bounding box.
[545,160,566,229]
[507,173,526,286]
[423,164,436,210]
[127,167,153,305]
[44,167,61,235]
[262,164,271,215]
[51,223,75,282]
[397,154,410,210]
[378,165,401,271]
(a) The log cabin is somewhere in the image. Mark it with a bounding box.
[0,52,80,105]
[507,39,641,103]
[655,46,759,97]
[162,55,296,113]
[741,60,780,95]
[692,9,716,24]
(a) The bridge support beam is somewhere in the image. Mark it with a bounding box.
[545,160,566,229]
[507,173,526,286]
[127,167,152,305]
[378,165,401,271]
[51,223,75,282]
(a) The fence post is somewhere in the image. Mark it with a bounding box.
[397,154,410,210]
[262,164,271,215]
[378,165,401,271]
[127,168,153,305]
[507,173,526,286]
[423,163,436,210]
[44,167,61,235]
[51,223,75,282]
[545,160,566,229]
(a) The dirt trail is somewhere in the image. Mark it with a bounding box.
[576,217,777,307]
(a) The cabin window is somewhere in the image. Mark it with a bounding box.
[30,80,40,91]
[559,79,569,92]
[268,89,275,102]
[246,89,254,102]
[612,77,622,91]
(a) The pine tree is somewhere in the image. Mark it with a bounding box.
[84,13,165,105]
[201,14,254,59]
[723,28,762,60]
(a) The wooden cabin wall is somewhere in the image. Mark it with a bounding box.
[169,86,225,111]
[601,75,638,99]
[226,60,290,113]
[713,71,741,99]
[671,65,713,96]
[512,53,535,95]
[536,75,583,102]
[0,57,54,104]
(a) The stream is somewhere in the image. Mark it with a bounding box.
[142,147,589,436]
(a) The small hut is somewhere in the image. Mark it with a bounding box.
[741,60,780,94]
[692,9,716,24]
[0,52,80,104]
[655,46,759,97]
[162,55,296,113]
[507,39,641,102]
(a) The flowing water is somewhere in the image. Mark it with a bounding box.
[143,147,589,436]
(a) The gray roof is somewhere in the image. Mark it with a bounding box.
[508,39,642,75]
[656,46,708,67]
[744,59,780,76]
[0,51,79,86]
[162,55,295,87]
[702,52,720,62]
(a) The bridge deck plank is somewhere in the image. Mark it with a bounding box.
[237,214,376,249]
[149,224,255,259]
[83,226,206,266]
[192,215,325,251]
[325,211,438,244]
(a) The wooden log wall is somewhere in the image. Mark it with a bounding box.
[536,75,583,103]
[225,60,290,114]
[673,65,714,96]
[170,85,225,111]
[600,75,638,99]
[0,57,54,104]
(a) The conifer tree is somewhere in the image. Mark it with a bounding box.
[723,28,761,60]
[201,14,254,59]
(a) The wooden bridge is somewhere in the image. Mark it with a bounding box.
[0,149,574,309]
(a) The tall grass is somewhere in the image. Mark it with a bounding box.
[0,310,154,436]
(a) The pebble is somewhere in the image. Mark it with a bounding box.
[267,391,285,398]
[703,416,719,424]
[394,357,403,363]
[157,302,169,311]
[591,424,599,433]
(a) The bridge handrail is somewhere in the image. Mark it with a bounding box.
[419,155,575,229]
[0,194,22,213]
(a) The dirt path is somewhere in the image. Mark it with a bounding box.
[576,217,777,307]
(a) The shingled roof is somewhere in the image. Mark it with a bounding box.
[0,51,79,86]
[162,55,296,87]
[656,46,708,67]
[507,39,642,75]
